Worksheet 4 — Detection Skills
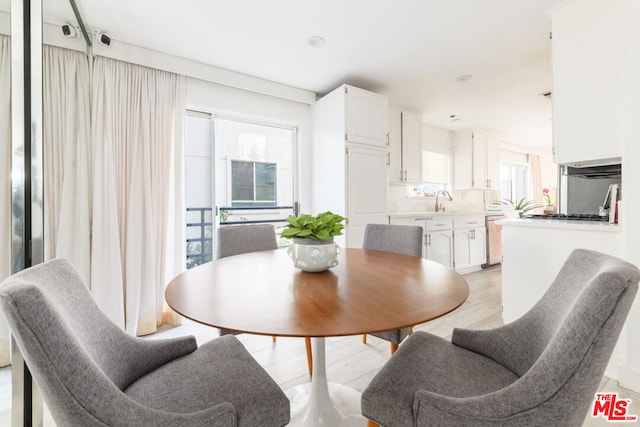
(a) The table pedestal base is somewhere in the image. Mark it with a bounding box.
[284,338,367,426]
[286,382,366,426]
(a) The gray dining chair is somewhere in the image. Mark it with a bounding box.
[0,259,290,427]
[361,248,640,427]
[361,223,424,354]
[217,224,314,376]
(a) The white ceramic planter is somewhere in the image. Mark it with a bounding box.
[287,238,340,272]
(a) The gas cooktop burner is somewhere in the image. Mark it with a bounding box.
[522,214,609,222]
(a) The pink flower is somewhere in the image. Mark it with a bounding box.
[543,188,551,206]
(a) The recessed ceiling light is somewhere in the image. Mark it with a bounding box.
[450,114,461,122]
[456,74,473,82]
[308,36,325,48]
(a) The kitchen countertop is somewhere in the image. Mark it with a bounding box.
[497,218,621,232]
[389,211,503,219]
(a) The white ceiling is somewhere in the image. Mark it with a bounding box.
[4,0,564,148]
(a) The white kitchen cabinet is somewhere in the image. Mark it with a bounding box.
[390,215,487,271]
[346,145,389,247]
[389,107,422,183]
[345,85,389,148]
[312,84,389,248]
[452,130,498,190]
[552,0,621,165]
[453,216,486,273]
[424,219,453,267]
[426,229,453,268]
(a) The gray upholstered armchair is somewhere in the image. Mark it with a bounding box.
[361,223,424,354]
[0,259,290,427]
[362,249,640,426]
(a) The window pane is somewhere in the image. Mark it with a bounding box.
[255,162,276,202]
[512,165,528,200]
[499,163,529,201]
[231,161,254,201]
[422,151,449,184]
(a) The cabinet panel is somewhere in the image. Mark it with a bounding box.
[346,86,389,148]
[453,224,487,272]
[346,145,389,248]
[389,106,403,181]
[401,111,422,182]
[453,229,472,270]
[426,230,453,268]
[453,216,484,228]
[388,108,422,182]
[469,227,487,266]
[426,219,453,231]
[453,130,498,190]
[552,0,621,164]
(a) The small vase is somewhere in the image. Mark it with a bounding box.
[544,204,556,215]
[287,237,340,273]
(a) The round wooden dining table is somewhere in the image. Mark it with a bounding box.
[165,248,469,427]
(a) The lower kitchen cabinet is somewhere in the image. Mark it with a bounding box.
[390,215,486,272]
[453,226,486,273]
[425,229,453,267]
[453,216,486,274]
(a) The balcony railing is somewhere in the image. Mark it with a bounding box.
[186,207,213,269]
[186,205,296,269]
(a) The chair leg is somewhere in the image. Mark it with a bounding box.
[390,342,399,355]
[409,327,414,336]
[304,337,313,377]
[272,335,277,343]
[362,334,367,344]
[367,420,380,427]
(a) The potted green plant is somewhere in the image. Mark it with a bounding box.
[493,198,542,217]
[281,211,345,241]
[282,211,345,272]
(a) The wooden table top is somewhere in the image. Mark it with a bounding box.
[165,248,469,338]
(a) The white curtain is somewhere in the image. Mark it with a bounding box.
[43,45,92,286]
[91,56,185,335]
[0,35,11,366]
[529,154,543,209]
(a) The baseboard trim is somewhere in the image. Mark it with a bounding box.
[619,363,640,393]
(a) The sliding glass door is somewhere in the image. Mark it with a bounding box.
[184,112,298,268]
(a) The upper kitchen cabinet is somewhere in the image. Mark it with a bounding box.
[389,106,422,183]
[312,85,389,248]
[552,0,621,165]
[452,130,498,190]
[344,85,390,148]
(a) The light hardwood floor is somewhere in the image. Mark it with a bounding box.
[0,265,638,425]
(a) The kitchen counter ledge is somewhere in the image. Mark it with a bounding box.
[497,218,621,232]
[389,211,499,219]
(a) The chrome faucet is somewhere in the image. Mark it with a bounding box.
[435,190,453,212]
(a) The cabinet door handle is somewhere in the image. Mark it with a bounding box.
[386,132,390,147]
[404,170,408,181]
[471,229,475,240]
[427,234,432,246]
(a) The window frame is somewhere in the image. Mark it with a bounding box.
[229,159,278,207]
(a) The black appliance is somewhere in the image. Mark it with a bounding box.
[522,214,609,222]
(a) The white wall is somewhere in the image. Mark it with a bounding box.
[422,123,452,153]
[619,0,640,393]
